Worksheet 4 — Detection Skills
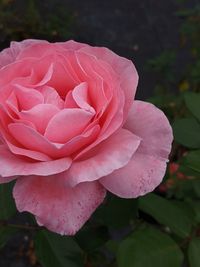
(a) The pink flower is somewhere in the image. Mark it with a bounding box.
[0,40,173,235]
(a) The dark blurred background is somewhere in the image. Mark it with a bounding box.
[0,0,199,266]
[0,0,196,100]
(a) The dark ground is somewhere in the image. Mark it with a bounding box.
[0,0,195,266]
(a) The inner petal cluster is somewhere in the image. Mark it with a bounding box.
[0,48,122,161]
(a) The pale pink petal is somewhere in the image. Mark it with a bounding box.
[13,176,106,235]
[0,117,41,162]
[67,129,141,187]
[8,123,60,158]
[46,59,78,96]
[0,104,37,143]
[0,39,47,68]
[100,153,167,198]
[7,121,99,159]
[40,86,64,109]
[32,63,54,87]
[72,82,95,114]
[56,124,100,157]
[14,84,44,111]
[75,52,111,112]
[19,104,60,134]
[0,58,35,87]
[57,40,88,51]
[124,101,173,159]
[15,41,51,60]
[6,140,52,161]
[16,63,54,88]
[64,90,79,108]
[100,101,173,198]
[0,145,71,177]
[44,108,94,143]
[6,91,19,115]
[79,45,138,118]
[74,89,124,160]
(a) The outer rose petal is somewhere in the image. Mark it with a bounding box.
[13,176,106,235]
[124,101,173,159]
[100,153,167,198]
[56,40,88,51]
[0,40,47,68]
[67,128,141,187]
[100,101,173,198]
[0,145,72,177]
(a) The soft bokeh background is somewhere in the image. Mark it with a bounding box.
[0,1,200,267]
[0,0,196,99]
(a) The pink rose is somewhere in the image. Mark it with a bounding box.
[0,40,173,235]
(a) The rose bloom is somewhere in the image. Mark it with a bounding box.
[0,40,173,235]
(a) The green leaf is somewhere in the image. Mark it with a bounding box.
[184,92,200,121]
[34,230,84,267]
[188,238,200,267]
[94,195,138,228]
[0,182,16,220]
[182,150,200,173]
[139,193,193,238]
[117,226,184,267]
[75,226,109,252]
[0,227,17,249]
[192,179,200,197]
[105,239,119,255]
[187,200,200,223]
[173,118,200,148]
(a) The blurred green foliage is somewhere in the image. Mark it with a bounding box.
[0,0,74,48]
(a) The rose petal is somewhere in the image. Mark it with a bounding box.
[100,153,167,198]
[124,101,173,159]
[14,84,44,111]
[75,51,111,112]
[56,40,88,51]
[19,104,60,134]
[72,82,95,114]
[74,89,124,160]
[0,58,34,87]
[44,108,94,143]
[6,140,52,161]
[8,123,60,158]
[0,39,47,68]
[56,124,100,157]
[100,101,173,198]
[0,114,47,162]
[0,145,71,177]
[15,40,51,60]
[79,45,138,118]
[64,90,79,108]
[40,86,64,109]
[13,175,106,235]
[46,57,78,96]
[67,128,141,187]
